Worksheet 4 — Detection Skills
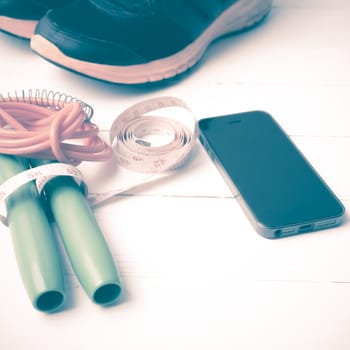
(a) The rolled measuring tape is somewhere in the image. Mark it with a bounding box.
[109,96,198,173]
[0,95,198,224]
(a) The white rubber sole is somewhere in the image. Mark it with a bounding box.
[0,16,37,39]
[30,0,273,84]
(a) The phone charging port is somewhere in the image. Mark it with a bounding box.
[298,224,314,233]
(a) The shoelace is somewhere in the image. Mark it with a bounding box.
[92,0,156,15]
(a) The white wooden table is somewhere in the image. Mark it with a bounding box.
[1,1,350,349]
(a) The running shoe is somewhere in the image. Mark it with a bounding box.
[31,0,273,84]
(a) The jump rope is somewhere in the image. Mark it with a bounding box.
[0,90,198,312]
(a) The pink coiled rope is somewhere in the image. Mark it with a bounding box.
[0,91,112,165]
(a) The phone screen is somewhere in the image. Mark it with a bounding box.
[198,111,344,238]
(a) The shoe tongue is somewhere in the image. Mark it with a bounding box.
[90,0,155,15]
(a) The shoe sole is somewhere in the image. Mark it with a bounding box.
[0,16,37,39]
[30,0,273,84]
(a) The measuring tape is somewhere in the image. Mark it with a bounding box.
[0,96,198,225]
[110,96,198,172]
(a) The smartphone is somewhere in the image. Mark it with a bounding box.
[198,111,345,238]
